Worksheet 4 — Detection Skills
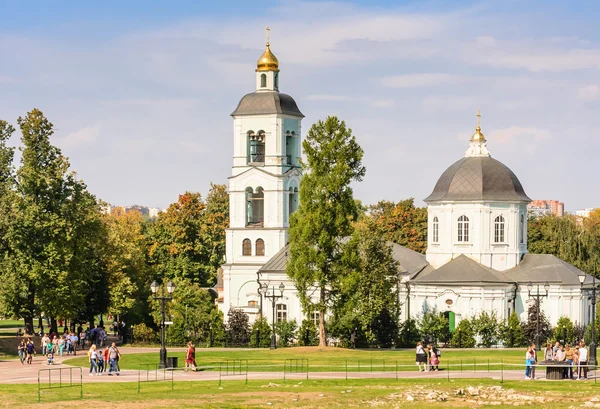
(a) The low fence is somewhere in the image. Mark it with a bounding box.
[137,363,174,393]
[37,367,83,403]
[218,359,248,386]
[284,358,309,380]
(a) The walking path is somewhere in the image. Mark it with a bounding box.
[2,351,596,384]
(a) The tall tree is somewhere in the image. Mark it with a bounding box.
[287,116,366,346]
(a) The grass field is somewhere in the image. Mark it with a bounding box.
[64,347,527,372]
[5,377,600,408]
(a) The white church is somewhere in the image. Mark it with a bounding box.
[217,33,594,335]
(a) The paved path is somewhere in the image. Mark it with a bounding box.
[2,356,597,385]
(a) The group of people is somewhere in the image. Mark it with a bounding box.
[87,342,121,376]
[415,342,441,372]
[16,338,36,364]
[541,340,590,380]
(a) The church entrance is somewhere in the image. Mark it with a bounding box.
[443,311,456,333]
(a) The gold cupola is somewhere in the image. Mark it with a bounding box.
[256,27,279,72]
[470,109,486,143]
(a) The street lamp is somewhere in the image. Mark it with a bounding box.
[527,281,549,351]
[579,273,598,366]
[151,280,176,369]
[261,282,285,350]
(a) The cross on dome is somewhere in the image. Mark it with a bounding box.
[465,109,490,157]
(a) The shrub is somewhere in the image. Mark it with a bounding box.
[499,311,526,347]
[553,316,575,345]
[132,323,158,344]
[251,317,272,348]
[451,318,476,348]
[276,319,298,347]
[298,319,319,346]
[472,311,500,347]
[226,308,250,346]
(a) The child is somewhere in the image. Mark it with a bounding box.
[97,349,105,374]
[429,346,439,371]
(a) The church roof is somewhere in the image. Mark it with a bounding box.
[259,244,290,273]
[424,156,531,203]
[390,243,432,278]
[504,254,594,286]
[414,254,510,285]
[231,92,304,118]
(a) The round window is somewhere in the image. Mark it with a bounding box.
[445,299,453,306]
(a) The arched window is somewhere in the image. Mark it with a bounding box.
[255,239,265,256]
[274,72,278,89]
[246,187,264,227]
[247,130,265,163]
[457,215,469,242]
[494,215,505,243]
[242,238,252,256]
[288,186,298,220]
[520,214,525,244]
[260,73,267,88]
[432,216,439,243]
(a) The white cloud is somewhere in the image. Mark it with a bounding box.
[380,73,457,88]
[479,47,600,72]
[488,126,551,144]
[60,126,100,149]
[475,36,496,47]
[305,94,353,101]
[577,85,600,101]
[423,96,476,113]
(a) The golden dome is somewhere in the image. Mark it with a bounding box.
[256,43,279,72]
[470,109,487,143]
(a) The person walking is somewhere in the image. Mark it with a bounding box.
[429,346,440,371]
[185,341,197,372]
[17,339,26,364]
[415,342,427,372]
[578,341,589,380]
[41,334,49,356]
[57,336,65,356]
[108,342,121,376]
[88,344,98,376]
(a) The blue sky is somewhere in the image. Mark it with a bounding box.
[1,0,599,211]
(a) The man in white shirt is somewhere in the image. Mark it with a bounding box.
[578,341,589,380]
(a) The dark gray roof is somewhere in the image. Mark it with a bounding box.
[424,156,531,203]
[231,92,304,118]
[504,254,594,286]
[414,254,510,285]
[390,243,432,279]
[259,244,290,273]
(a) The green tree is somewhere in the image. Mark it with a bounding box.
[398,318,421,347]
[499,311,526,347]
[451,318,476,348]
[298,319,318,346]
[276,319,298,347]
[419,308,449,345]
[335,219,400,347]
[287,116,366,346]
[553,316,575,344]
[251,317,272,348]
[147,185,229,287]
[472,311,500,347]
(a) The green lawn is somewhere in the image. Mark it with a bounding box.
[64,346,527,372]
[5,377,600,408]
[0,319,23,329]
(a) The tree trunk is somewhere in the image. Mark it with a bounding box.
[319,288,326,347]
[50,316,58,335]
[23,316,34,335]
[88,315,95,329]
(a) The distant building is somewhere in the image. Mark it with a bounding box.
[148,207,162,218]
[527,200,564,217]
[576,208,597,218]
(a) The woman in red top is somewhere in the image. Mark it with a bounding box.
[185,341,197,372]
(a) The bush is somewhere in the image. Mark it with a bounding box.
[251,317,272,348]
[298,319,319,346]
[553,316,575,345]
[451,318,476,348]
[472,311,500,347]
[132,323,158,344]
[397,318,421,348]
[226,308,250,346]
[522,303,552,347]
[418,308,449,345]
[276,319,298,347]
[499,311,526,347]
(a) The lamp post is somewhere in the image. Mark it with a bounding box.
[260,282,285,350]
[579,273,598,366]
[150,280,176,369]
[527,281,549,352]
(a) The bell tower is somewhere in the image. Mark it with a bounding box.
[220,28,304,320]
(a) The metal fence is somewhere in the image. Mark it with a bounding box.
[137,363,174,393]
[218,359,248,386]
[37,367,83,403]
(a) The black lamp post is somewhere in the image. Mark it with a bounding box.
[579,273,598,366]
[151,280,176,369]
[260,282,285,350]
[527,281,549,352]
